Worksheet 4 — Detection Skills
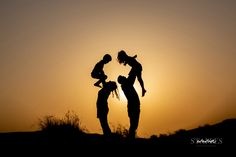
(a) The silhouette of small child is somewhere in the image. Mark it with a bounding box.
[117,50,146,96]
[97,81,119,136]
[91,54,112,88]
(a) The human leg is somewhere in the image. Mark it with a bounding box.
[99,116,111,135]
[94,80,102,88]
[94,74,107,88]
[128,107,140,138]
[137,72,146,97]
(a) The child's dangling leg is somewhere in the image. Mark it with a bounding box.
[94,80,102,88]
[101,75,108,87]
[94,75,107,88]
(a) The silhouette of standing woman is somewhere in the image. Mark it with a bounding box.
[118,75,140,138]
[96,81,119,136]
[117,50,146,96]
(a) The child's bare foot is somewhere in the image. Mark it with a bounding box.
[142,89,146,97]
[94,82,102,88]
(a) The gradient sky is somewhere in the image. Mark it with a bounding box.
[0,0,236,137]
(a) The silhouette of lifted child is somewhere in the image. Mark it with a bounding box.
[91,54,112,88]
[117,50,146,96]
[96,81,119,136]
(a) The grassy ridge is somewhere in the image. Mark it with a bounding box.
[0,111,235,151]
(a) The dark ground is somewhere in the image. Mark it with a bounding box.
[0,119,235,154]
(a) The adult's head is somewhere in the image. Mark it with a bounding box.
[117,75,127,85]
[106,81,117,91]
[106,81,119,100]
[103,54,112,64]
[117,50,128,64]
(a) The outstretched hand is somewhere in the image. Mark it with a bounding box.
[142,89,146,97]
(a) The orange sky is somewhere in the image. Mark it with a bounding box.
[0,0,236,137]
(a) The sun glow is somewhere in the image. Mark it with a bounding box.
[117,87,127,103]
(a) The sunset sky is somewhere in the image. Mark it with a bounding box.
[0,0,236,137]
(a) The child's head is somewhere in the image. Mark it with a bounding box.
[117,75,127,84]
[117,50,128,64]
[103,54,112,63]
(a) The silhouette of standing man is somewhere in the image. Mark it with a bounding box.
[96,81,119,136]
[118,75,140,138]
